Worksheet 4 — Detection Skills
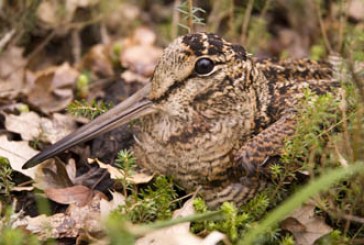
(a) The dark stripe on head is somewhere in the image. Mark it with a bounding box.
[152,61,226,103]
[151,73,198,103]
[182,33,205,56]
[231,44,247,61]
[207,33,224,56]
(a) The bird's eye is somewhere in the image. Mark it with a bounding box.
[195,58,214,75]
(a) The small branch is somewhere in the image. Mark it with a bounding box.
[71,29,81,64]
[241,0,254,44]
[130,210,224,236]
[0,29,15,51]
[338,0,351,53]
[172,0,182,39]
[25,30,56,67]
[314,0,333,54]
[187,0,193,32]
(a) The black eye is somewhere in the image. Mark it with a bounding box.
[195,58,214,75]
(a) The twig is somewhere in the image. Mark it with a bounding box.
[100,22,110,44]
[227,0,234,37]
[346,50,364,103]
[187,0,193,32]
[172,0,182,39]
[338,0,351,53]
[25,30,56,67]
[314,0,333,53]
[71,29,81,64]
[129,210,223,236]
[260,0,272,17]
[241,0,254,44]
[0,29,15,51]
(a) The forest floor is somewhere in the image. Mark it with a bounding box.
[0,1,364,244]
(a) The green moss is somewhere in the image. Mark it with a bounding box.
[119,176,177,223]
[0,157,14,202]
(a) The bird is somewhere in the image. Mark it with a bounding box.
[23,32,339,208]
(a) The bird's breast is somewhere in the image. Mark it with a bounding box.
[133,114,247,191]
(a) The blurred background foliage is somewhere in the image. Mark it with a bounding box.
[1,0,363,63]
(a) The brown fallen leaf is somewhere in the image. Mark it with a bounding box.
[0,46,27,99]
[281,203,332,245]
[121,27,163,78]
[348,0,364,21]
[34,158,74,190]
[136,199,227,245]
[27,63,78,114]
[78,44,114,78]
[12,192,107,239]
[11,186,35,192]
[33,157,111,207]
[121,45,163,78]
[104,2,140,33]
[44,185,95,206]
[5,111,77,143]
[88,158,154,184]
[0,135,39,179]
[100,191,126,219]
[37,0,99,33]
[66,158,77,184]
[121,70,150,84]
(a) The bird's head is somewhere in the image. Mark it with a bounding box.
[149,33,249,120]
[23,33,252,169]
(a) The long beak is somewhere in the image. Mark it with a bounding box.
[23,83,154,169]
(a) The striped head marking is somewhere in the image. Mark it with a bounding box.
[149,33,249,120]
[149,33,247,100]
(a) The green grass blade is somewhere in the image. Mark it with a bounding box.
[240,162,364,244]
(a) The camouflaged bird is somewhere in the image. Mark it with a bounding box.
[23,33,339,208]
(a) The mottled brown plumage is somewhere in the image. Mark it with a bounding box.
[23,33,340,208]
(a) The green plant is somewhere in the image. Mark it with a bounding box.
[0,206,41,245]
[67,100,112,120]
[76,73,90,99]
[192,194,271,242]
[119,176,178,223]
[240,162,364,244]
[115,149,136,197]
[0,157,14,202]
[177,0,206,33]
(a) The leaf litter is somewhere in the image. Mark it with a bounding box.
[281,202,332,245]
[1,1,361,243]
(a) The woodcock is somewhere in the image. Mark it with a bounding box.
[23,33,340,208]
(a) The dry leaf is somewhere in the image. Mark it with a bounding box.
[37,0,99,33]
[39,113,78,143]
[66,158,77,183]
[121,45,162,77]
[5,112,77,143]
[100,191,126,219]
[27,63,78,114]
[281,203,332,245]
[132,27,157,46]
[12,186,34,192]
[88,158,154,184]
[121,70,150,84]
[13,192,106,239]
[34,159,74,190]
[136,199,226,245]
[104,3,140,33]
[121,28,163,78]
[0,46,27,99]
[348,0,364,21]
[44,185,95,206]
[78,44,114,78]
[0,135,38,179]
